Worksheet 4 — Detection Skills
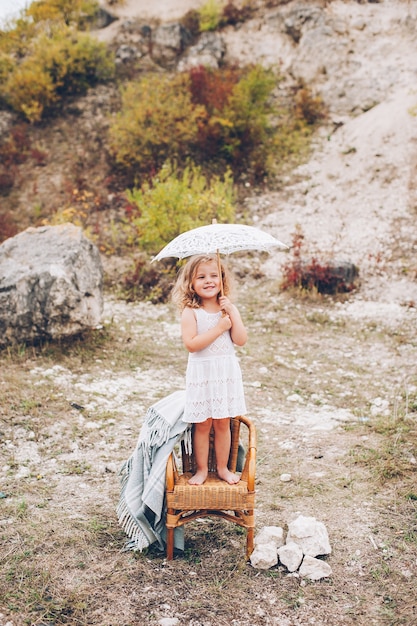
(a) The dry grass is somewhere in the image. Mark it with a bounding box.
[1,276,416,626]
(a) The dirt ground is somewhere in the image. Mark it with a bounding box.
[0,274,416,625]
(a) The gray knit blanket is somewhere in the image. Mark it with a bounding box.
[117,390,191,552]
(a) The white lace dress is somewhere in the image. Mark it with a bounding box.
[183,308,247,423]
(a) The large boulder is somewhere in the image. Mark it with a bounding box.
[151,23,193,66]
[177,32,226,71]
[0,223,103,347]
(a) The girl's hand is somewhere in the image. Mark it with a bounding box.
[218,296,233,314]
[219,297,247,347]
[218,313,232,332]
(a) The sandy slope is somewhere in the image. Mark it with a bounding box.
[261,86,417,304]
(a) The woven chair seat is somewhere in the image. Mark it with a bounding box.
[165,415,256,560]
[168,474,254,510]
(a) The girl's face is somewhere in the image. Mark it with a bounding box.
[192,261,221,300]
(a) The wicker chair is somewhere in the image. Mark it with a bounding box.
[165,415,256,560]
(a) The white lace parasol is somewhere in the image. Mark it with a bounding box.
[152,223,288,262]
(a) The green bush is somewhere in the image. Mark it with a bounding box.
[198,0,223,32]
[108,74,206,177]
[47,31,114,94]
[218,65,277,175]
[125,161,235,255]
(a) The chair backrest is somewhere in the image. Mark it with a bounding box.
[180,416,244,475]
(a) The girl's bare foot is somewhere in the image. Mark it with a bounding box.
[188,470,208,485]
[217,468,240,484]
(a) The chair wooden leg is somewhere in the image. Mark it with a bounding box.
[246,526,254,559]
[166,527,174,560]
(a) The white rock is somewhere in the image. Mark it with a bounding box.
[287,515,331,557]
[254,526,285,548]
[370,397,390,416]
[287,394,304,403]
[299,555,332,580]
[250,542,278,569]
[280,473,292,482]
[158,618,179,626]
[278,542,304,572]
[16,466,31,479]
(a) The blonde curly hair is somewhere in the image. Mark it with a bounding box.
[171,254,232,311]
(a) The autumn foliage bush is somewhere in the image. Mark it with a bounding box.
[0,212,18,243]
[0,0,114,122]
[108,74,205,178]
[294,84,326,125]
[23,0,99,27]
[188,65,241,158]
[109,65,278,181]
[0,124,47,196]
[122,256,175,304]
[1,28,114,122]
[281,227,358,295]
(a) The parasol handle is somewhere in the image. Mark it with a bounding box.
[212,220,224,303]
[216,249,224,297]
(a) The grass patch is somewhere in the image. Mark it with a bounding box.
[349,408,417,484]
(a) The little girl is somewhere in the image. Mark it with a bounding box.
[172,254,247,485]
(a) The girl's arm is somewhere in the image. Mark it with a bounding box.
[181,307,232,353]
[218,296,247,347]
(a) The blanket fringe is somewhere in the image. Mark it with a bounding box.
[116,390,188,552]
[116,502,149,551]
[116,498,160,551]
[138,405,174,450]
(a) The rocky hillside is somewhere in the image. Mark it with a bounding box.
[1,0,416,305]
